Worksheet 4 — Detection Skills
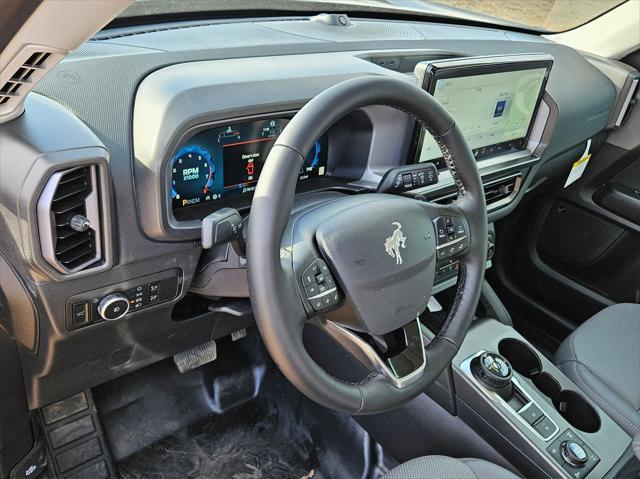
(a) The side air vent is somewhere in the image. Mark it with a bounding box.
[433,174,522,212]
[37,165,103,274]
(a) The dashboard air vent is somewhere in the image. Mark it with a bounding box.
[0,47,63,123]
[37,165,103,274]
[432,174,522,212]
[0,52,50,106]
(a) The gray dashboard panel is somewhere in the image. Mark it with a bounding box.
[132,52,414,240]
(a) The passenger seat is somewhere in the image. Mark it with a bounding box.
[554,303,640,436]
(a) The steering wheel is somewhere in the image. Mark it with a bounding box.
[247,76,487,414]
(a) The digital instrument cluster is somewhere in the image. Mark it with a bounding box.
[171,118,328,210]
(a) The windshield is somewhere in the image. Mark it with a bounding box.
[117,0,628,32]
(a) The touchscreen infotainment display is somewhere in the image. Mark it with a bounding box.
[171,118,328,210]
[415,58,551,165]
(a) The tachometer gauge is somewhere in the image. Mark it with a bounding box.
[171,145,216,208]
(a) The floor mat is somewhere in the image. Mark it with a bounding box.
[95,331,390,479]
[118,400,317,479]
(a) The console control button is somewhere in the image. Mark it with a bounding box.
[561,441,588,468]
[97,293,130,321]
[533,416,557,439]
[519,403,544,425]
[547,430,600,478]
[71,302,90,326]
[148,282,160,303]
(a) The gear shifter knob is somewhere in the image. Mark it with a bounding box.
[471,351,513,400]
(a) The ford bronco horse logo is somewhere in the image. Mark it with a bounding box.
[385,222,407,265]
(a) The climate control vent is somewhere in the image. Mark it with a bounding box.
[432,174,522,212]
[38,165,103,274]
[0,47,63,123]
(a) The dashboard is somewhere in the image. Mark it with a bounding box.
[3,13,633,411]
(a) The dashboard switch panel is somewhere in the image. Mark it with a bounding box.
[377,163,438,194]
[66,269,182,330]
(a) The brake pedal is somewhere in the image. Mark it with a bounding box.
[173,340,217,373]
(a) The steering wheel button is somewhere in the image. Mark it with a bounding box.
[311,298,324,311]
[305,284,319,297]
[324,275,335,288]
[317,283,328,294]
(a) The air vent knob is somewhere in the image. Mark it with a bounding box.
[97,293,129,321]
[70,214,90,232]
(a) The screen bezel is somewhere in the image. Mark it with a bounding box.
[411,56,553,167]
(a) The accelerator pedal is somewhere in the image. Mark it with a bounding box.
[174,339,217,373]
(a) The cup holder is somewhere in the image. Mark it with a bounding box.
[497,338,601,433]
[554,391,601,433]
[498,338,541,378]
[532,372,562,401]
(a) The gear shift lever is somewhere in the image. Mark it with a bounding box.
[471,351,514,400]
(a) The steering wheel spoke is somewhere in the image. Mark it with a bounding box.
[320,318,426,389]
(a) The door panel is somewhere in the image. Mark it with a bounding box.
[491,137,640,349]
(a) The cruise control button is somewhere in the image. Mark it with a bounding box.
[317,261,330,275]
[305,284,319,297]
[311,298,324,311]
[328,291,340,305]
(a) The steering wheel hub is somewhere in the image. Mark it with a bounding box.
[315,195,437,335]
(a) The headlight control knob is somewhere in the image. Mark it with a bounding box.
[97,293,130,320]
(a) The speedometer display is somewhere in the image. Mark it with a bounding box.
[171,118,328,210]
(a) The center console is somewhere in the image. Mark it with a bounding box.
[450,319,631,478]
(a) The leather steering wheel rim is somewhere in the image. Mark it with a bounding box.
[247,75,487,414]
